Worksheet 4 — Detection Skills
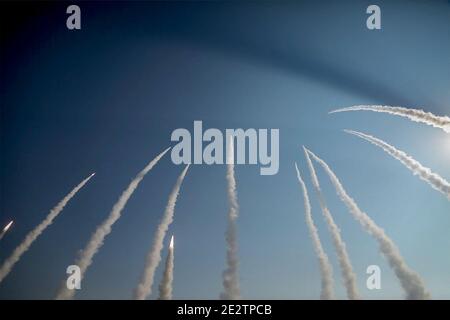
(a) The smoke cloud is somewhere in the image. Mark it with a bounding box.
[295,163,335,300]
[134,165,190,300]
[303,148,359,300]
[345,130,450,200]
[55,148,169,300]
[221,138,240,300]
[0,173,94,284]
[330,105,450,133]
[158,235,174,300]
[306,148,430,300]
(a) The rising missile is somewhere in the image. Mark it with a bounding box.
[3,221,13,233]
[169,235,174,249]
[0,220,14,241]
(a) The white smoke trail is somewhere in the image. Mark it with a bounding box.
[56,148,170,300]
[158,235,174,300]
[294,163,335,300]
[345,130,450,200]
[303,148,359,300]
[134,165,190,300]
[306,148,430,300]
[330,105,450,133]
[0,173,94,284]
[220,138,240,300]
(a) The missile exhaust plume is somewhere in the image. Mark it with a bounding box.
[158,235,175,300]
[294,163,335,299]
[0,174,94,284]
[220,138,240,300]
[306,148,430,300]
[0,221,14,241]
[303,148,359,300]
[134,165,189,300]
[55,148,170,300]
[330,105,450,133]
[345,130,450,200]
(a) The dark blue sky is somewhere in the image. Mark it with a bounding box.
[1,0,449,299]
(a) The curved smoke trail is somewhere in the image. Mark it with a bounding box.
[303,148,359,300]
[221,138,240,300]
[0,173,94,284]
[56,148,170,300]
[306,148,430,300]
[134,165,189,300]
[158,236,174,300]
[345,130,450,200]
[295,163,335,300]
[330,105,450,133]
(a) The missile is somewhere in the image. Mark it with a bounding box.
[169,235,174,249]
[0,220,13,241]
[3,220,13,233]
[89,172,96,178]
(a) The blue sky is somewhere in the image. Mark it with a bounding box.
[0,0,449,299]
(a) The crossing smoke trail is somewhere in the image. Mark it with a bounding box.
[303,148,359,300]
[330,105,450,133]
[56,148,170,300]
[221,138,240,300]
[345,130,450,200]
[134,165,189,300]
[0,173,95,284]
[306,148,430,300]
[0,221,14,242]
[294,163,335,300]
[158,235,174,300]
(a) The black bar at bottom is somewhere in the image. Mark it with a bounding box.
[0,300,448,319]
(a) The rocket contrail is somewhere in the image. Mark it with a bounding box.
[158,235,175,300]
[294,163,335,300]
[345,130,450,200]
[221,138,240,300]
[0,221,14,241]
[134,165,189,300]
[56,148,170,300]
[330,105,450,133]
[303,148,359,300]
[0,173,94,284]
[306,148,430,300]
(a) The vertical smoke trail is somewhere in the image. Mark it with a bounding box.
[303,148,360,300]
[0,173,94,284]
[306,148,430,300]
[220,138,240,300]
[294,163,335,300]
[330,105,450,133]
[0,221,14,242]
[158,235,174,300]
[345,130,450,199]
[56,148,170,300]
[134,165,190,300]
